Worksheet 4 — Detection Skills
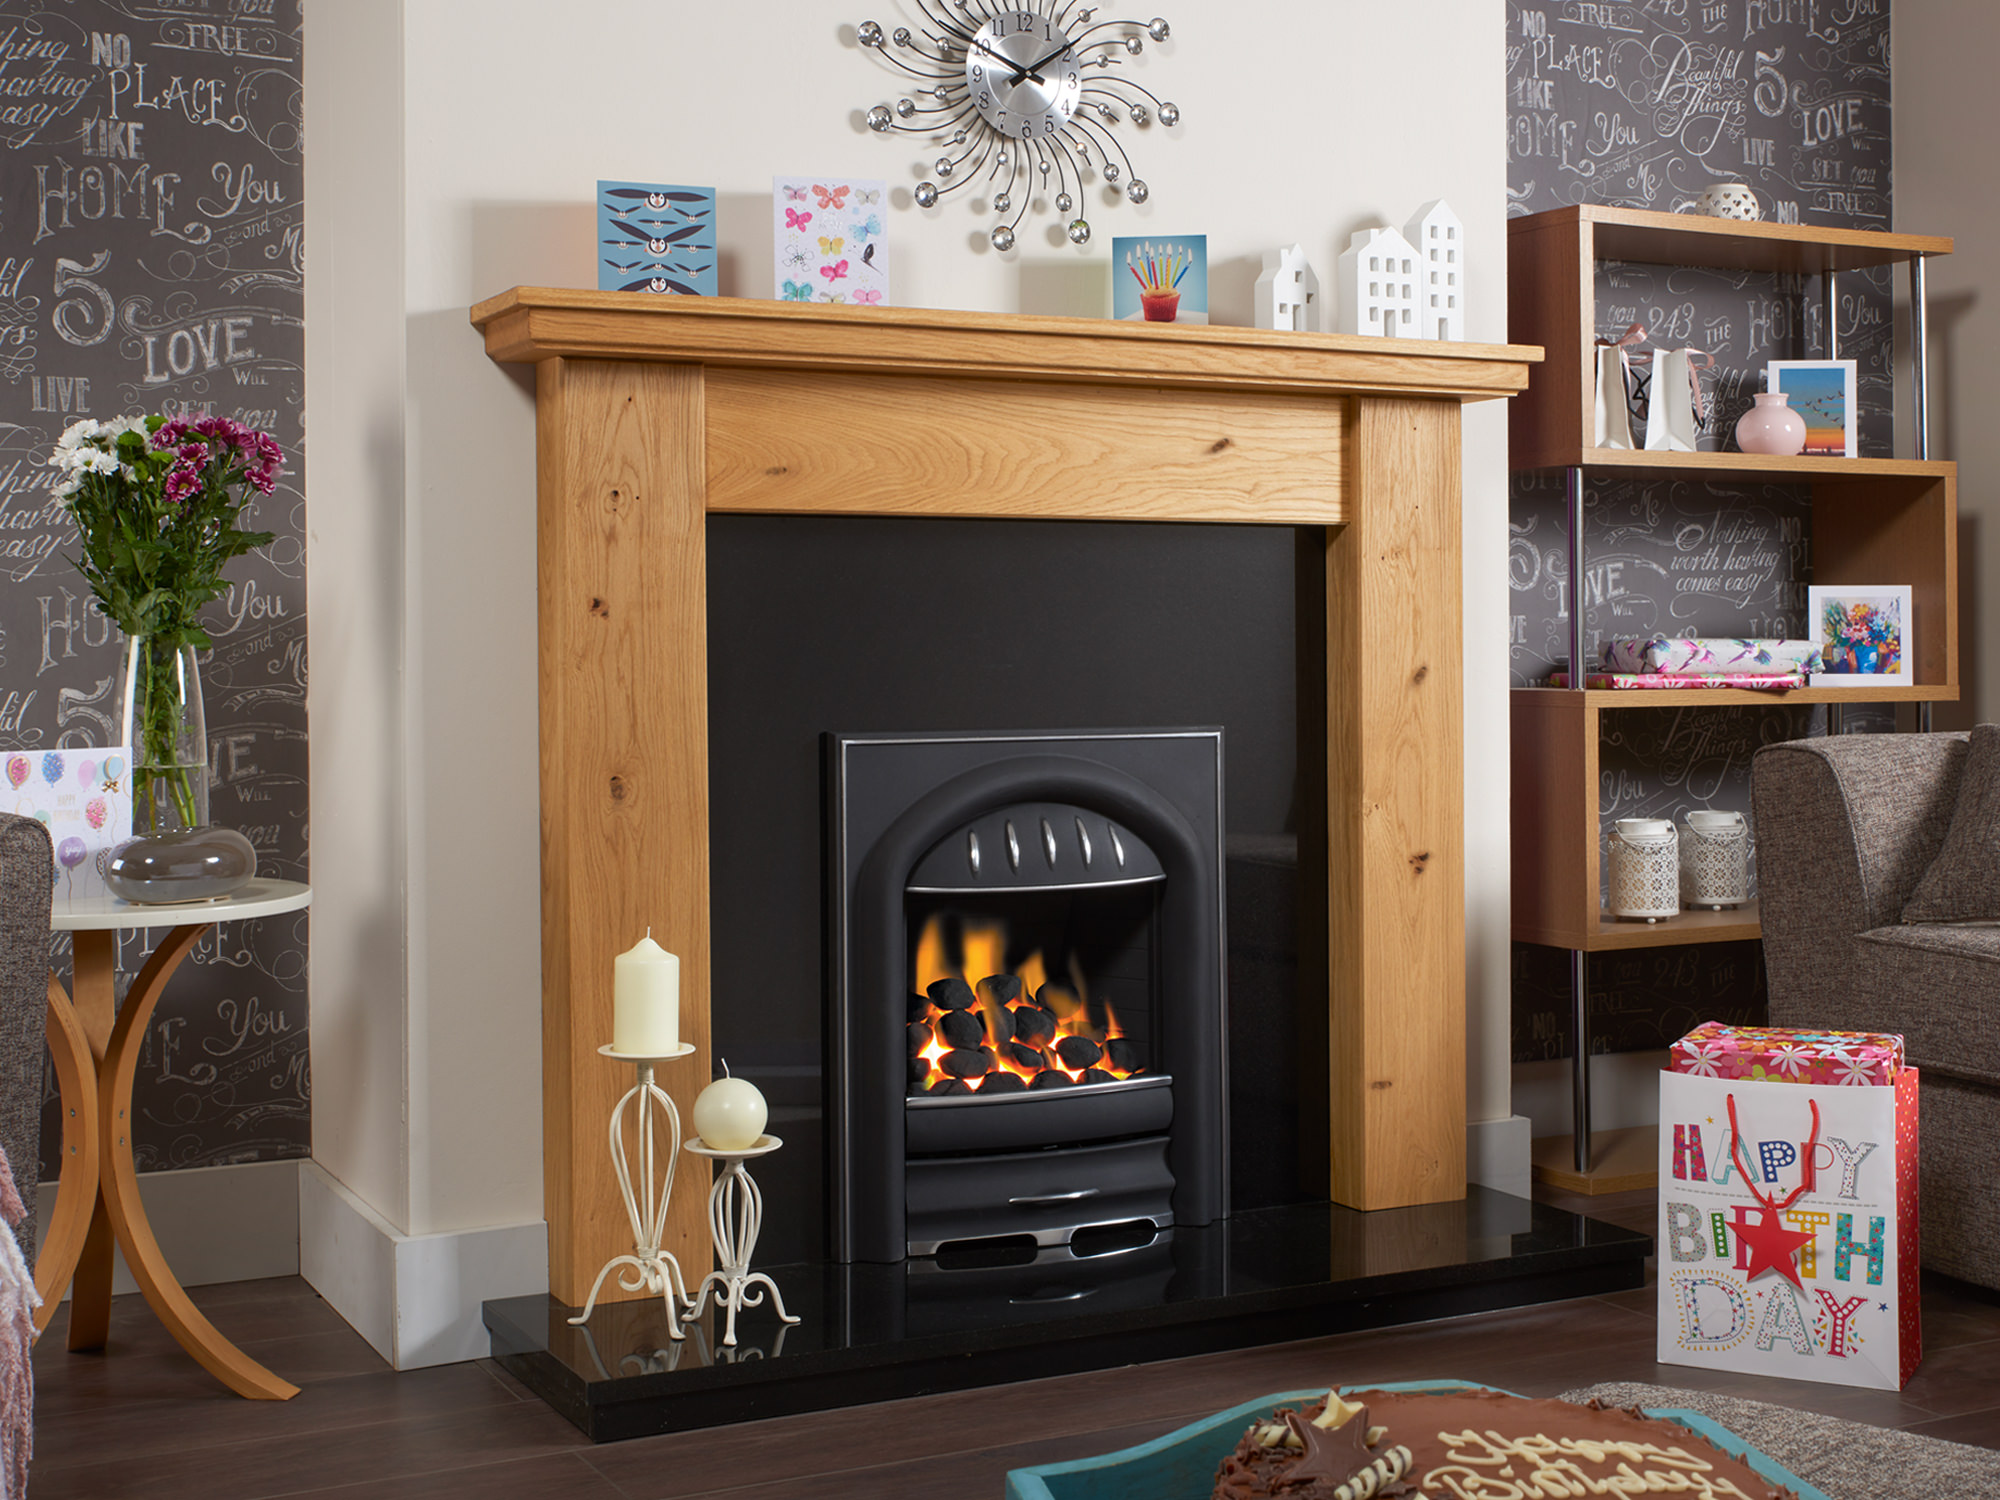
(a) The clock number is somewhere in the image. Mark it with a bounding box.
[971,62,983,81]
[979,89,991,108]
[1021,118,1034,137]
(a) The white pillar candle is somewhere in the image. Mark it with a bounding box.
[692,1067,767,1151]
[613,930,680,1055]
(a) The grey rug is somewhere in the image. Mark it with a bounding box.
[1559,1382,2000,1500]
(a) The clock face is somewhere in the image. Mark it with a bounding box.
[964,11,1081,141]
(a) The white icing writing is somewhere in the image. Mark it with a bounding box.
[1420,1429,1754,1499]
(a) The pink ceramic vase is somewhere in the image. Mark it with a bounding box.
[1735,391,1807,456]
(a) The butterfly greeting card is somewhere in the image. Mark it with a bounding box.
[5,748,133,903]
[598,181,717,295]
[773,175,889,306]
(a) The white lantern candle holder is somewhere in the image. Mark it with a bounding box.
[568,1042,700,1332]
[681,1134,799,1348]
[1680,808,1751,909]
[1607,817,1680,922]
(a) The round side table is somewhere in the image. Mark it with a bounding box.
[41,878,310,1400]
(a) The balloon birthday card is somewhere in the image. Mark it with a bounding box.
[7,748,133,903]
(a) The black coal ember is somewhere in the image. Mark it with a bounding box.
[909,993,933,1023]
[1029,1069,1075,1090]
[938,1008,986,1048]
[940,1046,993,1078]
[1006,1040,1047,1071]
[907,1021,933,1057]
[1106,1036,1142,1072]
[909,1057,931,1085]
[1014,1006,1058,1045]
[1055,1035,1103,1069]
[978,1070,1027,1094]
[1081,1067,1114,1085]
[927,976,977,1011]
[977,974,1024,1006]
[928,1077,968,1096]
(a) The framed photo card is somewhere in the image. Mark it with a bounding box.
[1767,359,1857,458]
[1808,584,1912,689]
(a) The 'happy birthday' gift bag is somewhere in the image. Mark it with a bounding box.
[1658,1022,1920,1390]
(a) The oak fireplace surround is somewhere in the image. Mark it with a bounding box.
[470,287,1538,1308]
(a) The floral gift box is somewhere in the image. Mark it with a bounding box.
[1668,1020,1905,1087]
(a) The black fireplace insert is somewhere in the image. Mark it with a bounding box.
[826,729,1228,1264]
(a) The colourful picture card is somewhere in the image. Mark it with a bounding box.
[1808,584,1912,688]
[773,176,888,306]
[597,181,717,296]
[1112,236,1207,325]
[4,747,133,903]
[1767,359,1857,457]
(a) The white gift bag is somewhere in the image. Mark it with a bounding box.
[1593,344,1636,449]
[1657,1066,1920,1390]
[1644,348,1702,451]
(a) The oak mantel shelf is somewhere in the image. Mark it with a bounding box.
[470,288,1541,400]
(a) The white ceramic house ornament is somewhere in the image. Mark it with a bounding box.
[1336,226,1420,338]
[1405,199,1464,341]
[1254,244,1320,332]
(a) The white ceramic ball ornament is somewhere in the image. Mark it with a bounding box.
[692,1065,767,1151]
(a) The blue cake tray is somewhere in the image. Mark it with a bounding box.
[1005,1381,1830,1500]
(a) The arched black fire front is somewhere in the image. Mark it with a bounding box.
[827,730,1227,1264]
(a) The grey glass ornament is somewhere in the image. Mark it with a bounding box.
[892,25,912,45]
[104,827,258,905]
[1148,17,1170,40]
[915,181,940,207]
[953,129,967,144]
[933,85,951,101]
[991,224,1015,251]
[1130,103,1149,125]
[1067,218,1091,244]
[1158,100,1179,125]
[1056,192,1073,212]
[867,104,893,131]
[996,151,1009,168]
[895,97,916,118]
[1124,34,1143,54]
[857,19,883,47]
[1103,162,1121,183]
[1126,178,1149,203]
[936,157,955,177]
[994,191,1012,212]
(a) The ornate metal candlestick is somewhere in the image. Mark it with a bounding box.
[568,1042,699,1332]
[681,1134,799,1347]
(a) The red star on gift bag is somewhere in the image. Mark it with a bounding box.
[1734,1201,1815,1289]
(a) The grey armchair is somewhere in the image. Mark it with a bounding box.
[0,814,50,1261]
[1752,731,2000,1291]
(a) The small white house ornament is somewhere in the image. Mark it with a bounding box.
[1405,199,1464,341]
[1337,225,1421,338]
[1254,244,1320,332]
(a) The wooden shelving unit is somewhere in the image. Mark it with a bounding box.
[1506,206,1957,1190]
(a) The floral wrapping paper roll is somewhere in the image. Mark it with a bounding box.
[1601,637,1824,675]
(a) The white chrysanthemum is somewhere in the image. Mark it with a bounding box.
[52,477,79,499]
[119,464,138,483]
[53,419,104,452]
[106,414,150,437]
[79,449,121,475]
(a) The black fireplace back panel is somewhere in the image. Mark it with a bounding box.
[707,516,1327,1263]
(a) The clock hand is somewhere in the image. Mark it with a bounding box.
[968,36,1045,85]
[1007,40,1072,87]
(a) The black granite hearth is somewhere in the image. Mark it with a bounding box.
[486,1189,1649,1442]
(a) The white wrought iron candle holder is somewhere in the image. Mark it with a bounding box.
[681,1134,799,1347]
[1680,808,1751,909]
[568,1042,699,1332]
[1608,817,1680,922]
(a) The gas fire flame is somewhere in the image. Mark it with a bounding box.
[909,914,1140,1095]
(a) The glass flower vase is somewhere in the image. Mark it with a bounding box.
[117,636,209,834]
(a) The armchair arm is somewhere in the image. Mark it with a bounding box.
[0,813,51,1258]
[1752,732,1968,1016]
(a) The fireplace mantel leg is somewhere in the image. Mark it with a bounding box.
[1325,395,1468,1211]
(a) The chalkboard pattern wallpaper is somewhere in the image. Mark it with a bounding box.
[1506,0,1895,1061]
[0,1,308,1174]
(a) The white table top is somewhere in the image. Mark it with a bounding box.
[51,878,311,932]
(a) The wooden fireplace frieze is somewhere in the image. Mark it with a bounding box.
[473,288,1538,1305]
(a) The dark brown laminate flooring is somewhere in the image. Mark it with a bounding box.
[31,1188,2000,1499]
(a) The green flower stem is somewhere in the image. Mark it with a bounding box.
[135,638,201,831]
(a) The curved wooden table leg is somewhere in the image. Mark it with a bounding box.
[98,924,299,1400]
[34,970,101,1336]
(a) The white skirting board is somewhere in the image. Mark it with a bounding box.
[1466,1114,1533,1200]
[34,1158,303,1296]
[298,1162,548,1370]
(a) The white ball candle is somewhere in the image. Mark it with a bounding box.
[693,1067,767,1151]
[613,930,680,1056]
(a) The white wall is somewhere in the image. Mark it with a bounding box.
[1895,7,1994,729]
[305,0,1519,1289]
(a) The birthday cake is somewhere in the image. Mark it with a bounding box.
[1210,1387,1798,1500]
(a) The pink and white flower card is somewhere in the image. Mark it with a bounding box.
[773,176,888,307]
[6,747,133,903]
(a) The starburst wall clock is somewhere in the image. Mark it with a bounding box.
[857,2,1179,250]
